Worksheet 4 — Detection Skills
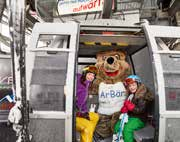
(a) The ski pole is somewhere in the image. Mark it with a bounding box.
[116,114,125,142]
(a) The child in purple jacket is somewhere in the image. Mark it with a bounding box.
[76,65,99,142]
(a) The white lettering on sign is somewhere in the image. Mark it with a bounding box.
[98,82,126,115]
[57,0,104,15]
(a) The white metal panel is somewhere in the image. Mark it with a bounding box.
[144,25,180,39]
[31,22,79,35]
[30,111,68,119]
[26,22,79,142]
[143,25,180,142]
[159,115,166,142]
[143,25,166,113]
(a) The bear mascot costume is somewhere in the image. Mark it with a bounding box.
[89,50,131,138]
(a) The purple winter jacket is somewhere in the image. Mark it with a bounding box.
[76,73,91,113]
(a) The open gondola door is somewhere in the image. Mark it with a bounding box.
[26,22,79,142]
[143,25,180,142]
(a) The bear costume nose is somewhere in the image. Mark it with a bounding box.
[107,57,114,64]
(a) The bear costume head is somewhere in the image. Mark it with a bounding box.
[89,50,131,95]
[96,50,131,83]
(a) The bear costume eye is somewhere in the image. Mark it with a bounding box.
[103,56,107,60]
[115,54,120,60]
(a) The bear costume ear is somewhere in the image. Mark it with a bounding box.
[119,51,126,60]
[96,52,104,61]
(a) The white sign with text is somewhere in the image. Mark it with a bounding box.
[57,0,104,15]
[98,82,126,115]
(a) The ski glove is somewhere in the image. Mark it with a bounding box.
[120,105,128,113]
[124,100,135,111]
[76,112,90,120]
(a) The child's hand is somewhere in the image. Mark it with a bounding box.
[89,104,96,112]
[124,100,130,106]
[83,112,90,120]
[120,106,128,113]
[125,100,135,111]
[76,112,90,120]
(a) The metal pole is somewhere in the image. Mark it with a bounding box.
[7,0,29,141]
[102,0,113,18]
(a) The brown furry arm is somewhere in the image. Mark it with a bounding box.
[133,98,146,114]
[88,78,102,95]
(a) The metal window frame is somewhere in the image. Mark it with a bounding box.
[143,25,180,142]
[26,22,79,142]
